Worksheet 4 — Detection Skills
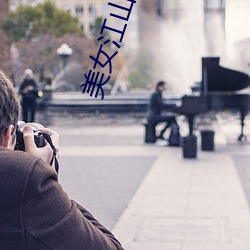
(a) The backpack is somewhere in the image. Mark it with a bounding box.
[168,124,181,147]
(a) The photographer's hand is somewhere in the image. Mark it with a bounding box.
[23,125,59,165]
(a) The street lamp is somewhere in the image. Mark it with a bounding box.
[56,43,73,68]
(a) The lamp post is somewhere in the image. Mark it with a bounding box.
[56,43,73,68]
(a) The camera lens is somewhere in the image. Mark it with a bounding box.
[14,121,46,151]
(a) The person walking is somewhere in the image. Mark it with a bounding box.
[19,69,39,122]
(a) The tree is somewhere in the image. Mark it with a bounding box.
[2,3,124,92]
[128,49,153,89]
[1,0,80,43]
[0,0,12,75]
[12,33,125,92]
[12,33,93,84]
[91,16,111,46]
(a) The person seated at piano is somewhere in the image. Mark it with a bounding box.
[146,80,178,140]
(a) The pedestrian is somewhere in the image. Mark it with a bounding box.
[0,70,124,249]
[147,80,178,140]
[19,69,39,123]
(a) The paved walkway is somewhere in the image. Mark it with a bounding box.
[111,121,250,249]
[47,112,250,250]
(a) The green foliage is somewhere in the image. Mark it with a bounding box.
[1,0,80,42]
[128,50,153,89]
[92,16,111,46]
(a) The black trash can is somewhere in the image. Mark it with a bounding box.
[182,135,197,159]
[144,122,156,143]
[200,130,214,151]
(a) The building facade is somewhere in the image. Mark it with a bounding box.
[51,0,138,51]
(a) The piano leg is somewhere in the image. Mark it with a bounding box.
[187,115,195,135]
[238,109,247,142]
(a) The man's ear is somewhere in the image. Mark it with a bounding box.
[2,125,15,149]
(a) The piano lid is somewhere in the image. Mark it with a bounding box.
[201,57,250,92]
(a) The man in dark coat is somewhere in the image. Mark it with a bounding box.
[147,80,178,140]
[0,70,124,249]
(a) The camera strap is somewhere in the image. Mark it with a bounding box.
[40,132,59,174]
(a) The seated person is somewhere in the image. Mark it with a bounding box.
[146,80,178,140]
[0,71,124,249]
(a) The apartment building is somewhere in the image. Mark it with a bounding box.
[9,0,138,51]
[52,0,138,51]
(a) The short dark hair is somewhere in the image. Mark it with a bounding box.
[0,71,20,143]
[156,81,166,90]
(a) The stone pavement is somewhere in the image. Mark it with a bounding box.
[111,118,250,250]
[113,146,250,248]
[45,112,250,250]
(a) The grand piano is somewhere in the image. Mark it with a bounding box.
[175,57,250,141]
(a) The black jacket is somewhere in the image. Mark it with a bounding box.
[19,79,38,99]
[147,90,169,118]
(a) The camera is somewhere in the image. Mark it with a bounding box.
[14,122,46,151]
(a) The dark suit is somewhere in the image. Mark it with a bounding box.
[147,90,177,138]
[0,147,124,250]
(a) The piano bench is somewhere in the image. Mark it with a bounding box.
[200,130,214,151]
[142,120,156,143]
[182,135,197,159]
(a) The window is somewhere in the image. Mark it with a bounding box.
[205,0,225,9]
[64,5,71,13]
[89,4,96,17]
[80,22,84,32]
[157,0,164,16]
[89,22,95,33]
[76,5,84,16]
